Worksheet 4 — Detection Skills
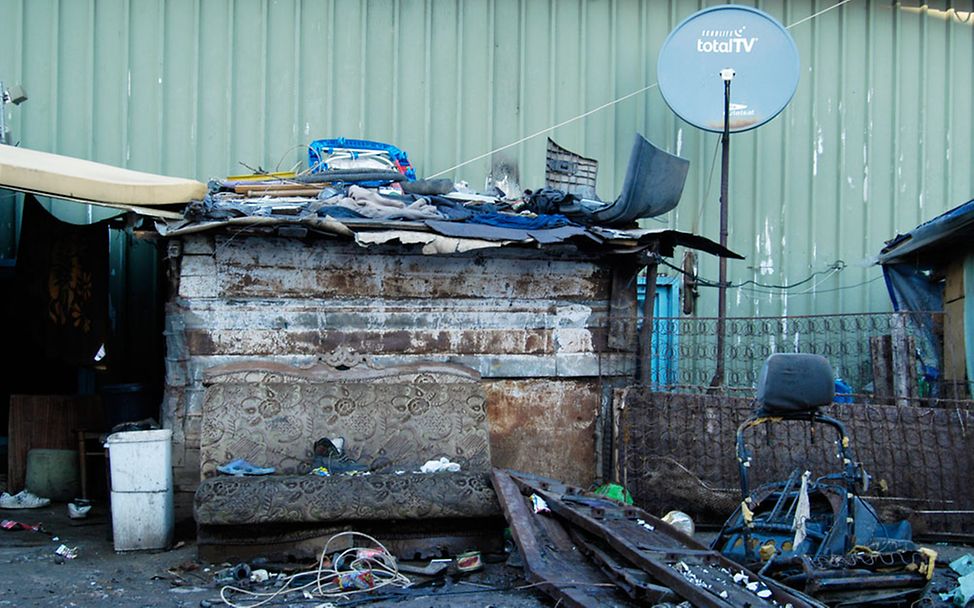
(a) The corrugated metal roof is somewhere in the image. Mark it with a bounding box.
[1,0,971,315]
[878,198,974,265]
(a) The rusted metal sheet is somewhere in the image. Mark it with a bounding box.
[486,379,600,487]
[208,236,612,301]
[490,469,638,608]
[567,528,677,604]
[617,389,974,536]
[182,328,561,357]
[607,261,641,352]
[510,471,825,608]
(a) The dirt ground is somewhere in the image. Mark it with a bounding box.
[0,501,549,608]
[0,500,969,608]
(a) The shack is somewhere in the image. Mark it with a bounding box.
[161,221,737,511]
[878,197,974,399]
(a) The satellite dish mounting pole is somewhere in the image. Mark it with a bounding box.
[712,68,735,389]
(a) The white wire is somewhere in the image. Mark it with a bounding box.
[219,531,411,608]
[426,83,659,179]
[425,0,856,180]
[785,0,855,30]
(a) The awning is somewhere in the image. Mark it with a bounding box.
[0,144,206,219]
[878,198,974,265]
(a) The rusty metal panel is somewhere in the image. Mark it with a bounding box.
[618,389,974,536]
[211,236,611,301]
[485,379,600,486]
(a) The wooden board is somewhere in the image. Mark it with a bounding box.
[945,299,968,383]
[945,260,966,304]
[490,469,636,608]
[7,395,102,493]
[509,471,825,608]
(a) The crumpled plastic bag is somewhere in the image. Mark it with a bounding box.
[419,457,461,473]
[940,555,974,606]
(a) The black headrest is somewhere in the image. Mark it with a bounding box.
[756,353,835,414]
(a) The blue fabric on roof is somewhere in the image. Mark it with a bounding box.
[469,211,574,230]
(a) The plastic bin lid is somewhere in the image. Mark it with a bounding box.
[105,429,172,444]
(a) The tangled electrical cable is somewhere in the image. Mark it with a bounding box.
[218,531,411,608]
[655,255,858,296]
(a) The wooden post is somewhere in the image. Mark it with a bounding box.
[870,335,894,405]
[890,313,918,406]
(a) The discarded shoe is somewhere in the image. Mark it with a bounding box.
[67,499,93,519]
[312,437,369,475]
[0,490,51,509]
[216,458,276,477]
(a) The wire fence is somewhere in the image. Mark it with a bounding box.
[616,389,974,537]
[646,311,961,404]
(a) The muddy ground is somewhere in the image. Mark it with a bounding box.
[0,500,969,607]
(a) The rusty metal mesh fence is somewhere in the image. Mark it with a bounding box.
[617,390,974,537]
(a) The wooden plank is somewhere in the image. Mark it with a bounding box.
[945,260,965,304]
[890,315,918,406]
[509,472,824,608]
[490,469,636,608]
[233,183,321,195]
[7,395,103,493]
[870,335,894,404]
[945,299,968,382]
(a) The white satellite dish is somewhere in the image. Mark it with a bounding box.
[657,5,800,133]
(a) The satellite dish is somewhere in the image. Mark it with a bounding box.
[657,5,799,133]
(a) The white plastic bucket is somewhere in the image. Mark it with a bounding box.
[105,429,174,551]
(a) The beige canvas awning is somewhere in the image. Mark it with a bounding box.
[0,144,205,219]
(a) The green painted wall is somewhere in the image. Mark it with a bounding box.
[1,0,972,317]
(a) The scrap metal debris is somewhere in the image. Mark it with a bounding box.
[492,469,824,608]
[492,468,640,607]
[712,354,937,606]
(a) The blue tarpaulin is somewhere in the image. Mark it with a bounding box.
[878,198,974,395]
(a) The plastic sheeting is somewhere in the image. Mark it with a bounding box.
[881,263,944,390]
[878,198,974,391]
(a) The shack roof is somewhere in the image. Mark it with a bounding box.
[878,198,974,266]
[0,144,741,260]
[156,208,741,260]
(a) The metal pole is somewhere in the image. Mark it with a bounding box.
[638,256,659,386]
[711,70,733,389]
[0,80,7,145]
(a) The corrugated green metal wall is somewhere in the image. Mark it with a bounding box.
[1,0,972,316]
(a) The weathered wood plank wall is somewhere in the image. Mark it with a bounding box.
[164,233,637,506]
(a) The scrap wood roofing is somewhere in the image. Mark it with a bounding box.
[0,142,740,259]
[157,180,742,260]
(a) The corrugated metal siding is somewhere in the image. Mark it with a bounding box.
[1,0,972,315]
